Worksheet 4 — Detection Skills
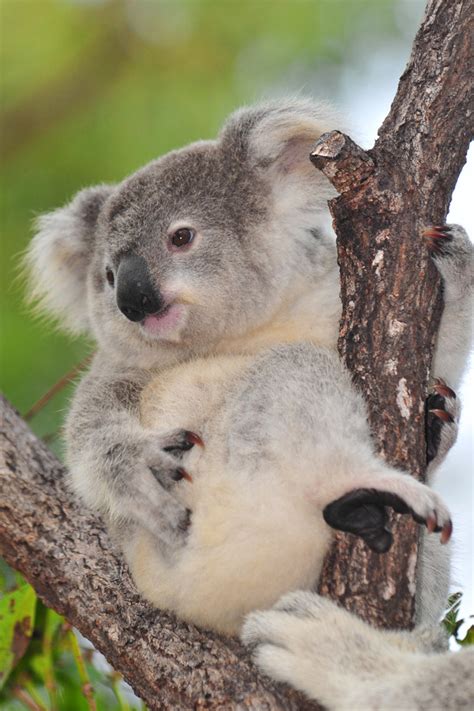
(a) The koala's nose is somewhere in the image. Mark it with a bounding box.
[116,254,163,322]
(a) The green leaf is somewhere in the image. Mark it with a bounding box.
[458,624,474,646]
[0,584,37,690]
[442,591,463,637]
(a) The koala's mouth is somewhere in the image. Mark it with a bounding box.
[140,302,187,339]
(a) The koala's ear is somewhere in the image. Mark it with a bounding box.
[220,98,343,216]
[25,184,114,335]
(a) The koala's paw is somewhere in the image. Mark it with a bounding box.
[105,431,199,549]
[151,429,203,490]
[426,378,460,468]
[423,224,473,301]
[323,476,452,553]
[241,592,376,706]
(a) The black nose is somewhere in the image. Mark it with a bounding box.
[116,254,163,322]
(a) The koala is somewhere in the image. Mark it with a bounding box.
[26,100,473,708]
[130,342,452,635]
[242,591,474,711]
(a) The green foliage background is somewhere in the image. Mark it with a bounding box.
[8,1,466,709]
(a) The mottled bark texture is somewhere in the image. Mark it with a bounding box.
[0,396,318,711]
[315,0,473,629]
[0,0,472,707]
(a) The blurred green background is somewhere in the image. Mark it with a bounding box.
[2,1,434,709]
[0,0,423,446]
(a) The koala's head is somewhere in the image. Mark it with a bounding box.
[26,98,338,361]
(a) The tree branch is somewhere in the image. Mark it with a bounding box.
[316,0,473,628]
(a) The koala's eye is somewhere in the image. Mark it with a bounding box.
[105,267,115,287]
[170,228,195,249]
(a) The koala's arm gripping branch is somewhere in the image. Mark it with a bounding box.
[313,0,473,630]
[0,395,319,711]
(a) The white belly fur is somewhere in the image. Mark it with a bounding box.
[127,354,331,635]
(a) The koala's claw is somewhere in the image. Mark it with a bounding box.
[441,519,453,544]
[151,462,193,490]
[423,223,473,304]
[429,408,454,423]
[162,429,204,457]
[432,377,456,400]
[427,514,452,544]
[426,379,460,466]
[172,467,193,483]
[423,225,453,255]
[185,431,205,448]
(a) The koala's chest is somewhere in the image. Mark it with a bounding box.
[140,354,251,434]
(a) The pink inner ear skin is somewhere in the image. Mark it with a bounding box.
[278,135,315,174]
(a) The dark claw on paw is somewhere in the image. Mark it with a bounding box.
[426,514,437,533]
[151,464,192,490]
[172,467,193,483]
[163,429,204,457]
[429,408,454,423]
[424,514,452,543]
[425,383,456,464]
[433,378,456,400]
[423,225,453,255]
[441,519,453,544]
[185,430,204,448]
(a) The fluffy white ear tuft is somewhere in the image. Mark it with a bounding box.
[24,184,114,335]
[249,98,342,171]
[222,97,343,170]
[221,97,344,228]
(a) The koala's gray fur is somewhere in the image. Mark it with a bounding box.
[26,99,473,709]
[242,591,474,711]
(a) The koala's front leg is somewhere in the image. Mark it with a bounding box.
[321,466,452,553]
[65,358,195,553]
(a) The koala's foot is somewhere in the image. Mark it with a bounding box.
[423,224,473,301]
[242,591,474,711]
[323,472,452,553]
[426,378,460,468]
[242,591,400,709]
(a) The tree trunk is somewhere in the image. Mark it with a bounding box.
[315,0,472,629]
[0,0,472,707]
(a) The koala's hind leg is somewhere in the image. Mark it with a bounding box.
[242,590,474,711]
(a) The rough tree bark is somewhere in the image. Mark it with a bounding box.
[0,0,472,708]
